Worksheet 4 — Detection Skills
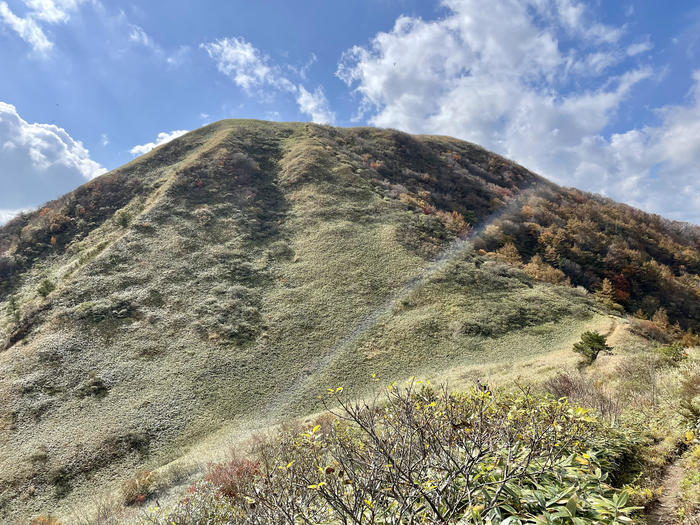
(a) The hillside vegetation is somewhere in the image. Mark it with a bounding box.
[0,120,698,523]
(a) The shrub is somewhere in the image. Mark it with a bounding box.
[114,209,132,228]
[492,241,522,266]
[681,330,700,348]
[594,278,617,304]
[614,355,665,407]
[122,470,156,506]
[37,279,56,298]
[138,384,641,524]
[679,445,700,521]
[677,368,700,426]
[204,457,260,499]
[573,331,612,364]
[655,342,687,365]
[48,213,71,233]
[629,318,672,343]
[435,209,470,237]
[524,255,569,285]
[543,372,622,421]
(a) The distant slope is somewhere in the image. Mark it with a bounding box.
[0,120,697,522]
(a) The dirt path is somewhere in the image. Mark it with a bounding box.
[647,460,684,525]
[602,319,617,338]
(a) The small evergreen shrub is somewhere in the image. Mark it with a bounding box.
[573,331,612,364]
[114,209,132,228]
[37,279,55,298]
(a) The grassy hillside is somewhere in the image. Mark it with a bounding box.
[0,120,697,523]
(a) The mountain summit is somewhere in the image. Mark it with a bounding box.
[0,120,698,521]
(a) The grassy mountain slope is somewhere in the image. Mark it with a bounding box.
[0,120,697,522]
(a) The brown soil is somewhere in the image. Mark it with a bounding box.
[647,461,684,525]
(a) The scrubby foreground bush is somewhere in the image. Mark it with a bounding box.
[136,384,641,524]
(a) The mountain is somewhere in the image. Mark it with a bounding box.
[0,120,698,522]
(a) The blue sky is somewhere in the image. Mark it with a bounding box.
[1,0,699,224]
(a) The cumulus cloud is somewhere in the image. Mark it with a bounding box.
[338,0,698,223]
[0,101,105,210]
[296,85,335,124]
[0,0,88,54]
[202,37,333,124]
[129,129,189,156]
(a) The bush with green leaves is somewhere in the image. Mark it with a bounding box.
[114,209,132,228]
[37,278,56,298]
[135,383,641,524]
[654,342,687,365]
[573,331,612,365]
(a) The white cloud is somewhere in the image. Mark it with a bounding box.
[201,37,294,92]
[627,39,653,56]
[100,133,109,146]
[338,0,699,223]
[296,85,335,124]
[299,53,317,81]
[129,129,189,156]
[0,0,88,54]
[0,101,104,178]
[114,14,188,68]
[202,36,335,124]
[606,71,700,222]
[0,208,31,225]
[128,24,153,47]
[25,0,86,23]
[0,101,105,210]
[0,1,52,53]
